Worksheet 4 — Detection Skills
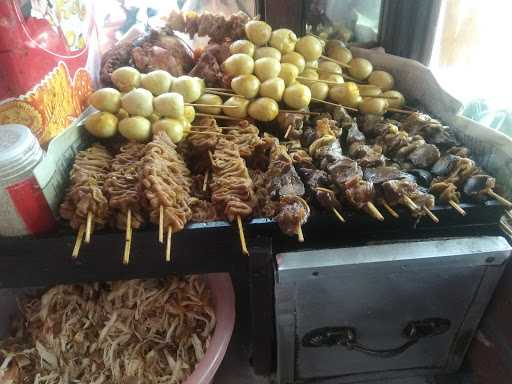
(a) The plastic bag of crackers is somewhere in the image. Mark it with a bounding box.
[0,0,100,148]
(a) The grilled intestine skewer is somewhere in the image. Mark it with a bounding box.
[210,138,256,254]
[59,144,112,257]
[141,132,193,261]
[105,143,146,264]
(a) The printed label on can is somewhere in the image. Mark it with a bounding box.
[6,176,56,235]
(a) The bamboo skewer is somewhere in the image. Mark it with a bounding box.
[187,103,238,109]
[196,113,243,121]
[123,209,132,265]
[85,211,93,244]
[366,202,385,221]
[448,200,466,216]
[332,208,346,223]
[207,90,245,98]
[72,224,85,258]
[206,87,233,92]
[381,200,399,219]
[284,124,293,139]
[403,195,419,211]
[298,76,342,86]
[320,55,351,69]
[203,170,209,192]
[166,225,172,262]
[423,207,440,223]
[297,225,304,242]
[310,98,358,112]
[237,215,249,256]
[159,205,164,243]
[306,31,326,41]
[387,107,415,115]
[280,109,322,115]
[208,150,216,167]
[189,130,225,136]
[363,95,401,100]
[487,190,512,208]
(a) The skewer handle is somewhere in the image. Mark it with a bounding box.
[159,205,164,243]
[487,190,512,208]
[166,225,172,262]
[85,211,93,244]
[187,103,239,109]
[237,215,249,256]
[72,224,85,259]
[332,207,346,223]
[423,207,440,223]
[366,202,384,222]
[320,55,351,69]
[123,209,132,265]
[381,201,399,219]
[448,200,466,216]
[297,225,305,242]
[284,124,293,139]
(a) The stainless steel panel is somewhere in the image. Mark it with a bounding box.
[276,236,511,383]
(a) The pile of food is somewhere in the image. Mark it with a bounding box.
[67,11,511,259]
[0,276,216,383]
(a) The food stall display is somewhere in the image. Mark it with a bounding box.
[0,6,512,384]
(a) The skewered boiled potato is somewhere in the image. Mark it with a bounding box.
[231,74,260,98]
[171,76,203,103]
[222,53,255,77]
[195,93,223,114]
[368,70,395,91]
[348,58,373,80]
[306,60,319,69]
[111,66,141,92]
[270,28,298,53]
[223,97,250,118]
[260,78,285,102]
[326,42,352,65]
[254,47,282,61]
[383,90,405,108]
[245,20,272,46]
[319,73,344,83]
[358,85,382,97]
[153,92,184,118]
[283,83,311,110]
[89,88,121,113]
[254,57,281,82]
[359,98,389,115]
[230,40,255,57]
[279,63,299,86]
[295,35,323,61]
[140,70,174,96]
[297,69,319,87]
[281,52,306,73]
[184,105,196,122]
[152,118,184,143]
[318,60,342,74]
[118,116,152,141]
[84,111,118,138]
[309,82,329,101]
[329,82,362,108]
[248,97,279,122]
[121,88,154,117]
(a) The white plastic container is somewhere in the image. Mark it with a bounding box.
[0,124,56,236]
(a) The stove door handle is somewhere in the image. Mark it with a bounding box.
[302,318,450,358]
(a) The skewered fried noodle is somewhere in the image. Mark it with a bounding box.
[141,132,193,232]
[210,139,256,221]
[105,143,146,230]
[0,276,216,383]
[59,144,112,230]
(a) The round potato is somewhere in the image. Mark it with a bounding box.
[283,83,311,110]
[368,70,395,91]
[383,90,405,108]
[222,53,255,77]
[260,78,286,102]
[121,88,154,117]
[254,57,281,82]
[118,116,152,141]
[248,97,279,122]
[184,105,196,122]
[254,46,282,61]
[230,39,255,57]
[297,69,319,87]
[140,70,174,96]
[329,82,362,108]
[171,76,203,103]
[309,82,329,101]
[270,28,297,53]
[245,20,272,46]
[153,92,184,118]
[111,66,141,92]
[231,74,260,98]
[281,52,306,73]
[279,63,299,86]
[359,98,389,115]
[348,58,373,80]
[84,111,118,138]
[89,88,121,113]
[223,97,250,118]
[152,118,184,143]
[295,35,323,61]
[195,93,223,115]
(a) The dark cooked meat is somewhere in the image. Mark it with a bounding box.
[274,195,310,236]
[382,179,434,216]
[400,112,458,149]
[346,124,366,146]
[463,174,495,201]
[430,181,460,204]
[268,163,305,199]
[344,179,375,210]
[363,166,412,185]
[132,44,185,76]
[431,155,476,183]
[276,112,305,140]
[447,146,471,158]
[408,143,440,169]
[189,52,223,87]
[100,42,132,86]
[408,169,433,188]
[310,137,344,169]
[327,157,363,191]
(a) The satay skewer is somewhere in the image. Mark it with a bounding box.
[166,225,172,262]
[297,225,304,242]
[320,55,351,69]
[159,205,164,243]
[72,224,85,258]
[299,77,342,86]
[186,103,239,109]
[123,209,132,265]
[387,107,415,115]
[448,200,466,216]
[284,124,293,139]
[236,215,249,256]
[423,207,440,223]
[310,98,358,112]
[314,187,346,223]
[203,170,209,192]
[85,211,93,244]
[207,90,247,98]
[206,87,234,92]
[196,113,243,121]
[280,109,322,115]
[487,190,512,208]
[380,199,399,219]
[403,195,419,211]
[366,202,385,221]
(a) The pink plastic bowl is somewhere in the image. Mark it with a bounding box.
[183,273,236,384]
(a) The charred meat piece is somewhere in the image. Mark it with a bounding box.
[276,112,305,140]
[100,42,132,86]
[275,195,310,236]
[327,157,363,191]
[382,179,435,216]
[266,140,305,200]
[430,181,460,204]
[431,155,476,183]
[363,167,413,185]
[344,179,375,210]
[447,146,470,158]
[408,169,433,188]
[314,117,342,139]
[189,52,223,87]
[463,174,495,201]
[302,126,317,147]
[357,114,384,137]
[408,143,440,169]
[346,124,366,146]
[400,112,458,149]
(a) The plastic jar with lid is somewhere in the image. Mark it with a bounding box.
[0,124,56,237]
